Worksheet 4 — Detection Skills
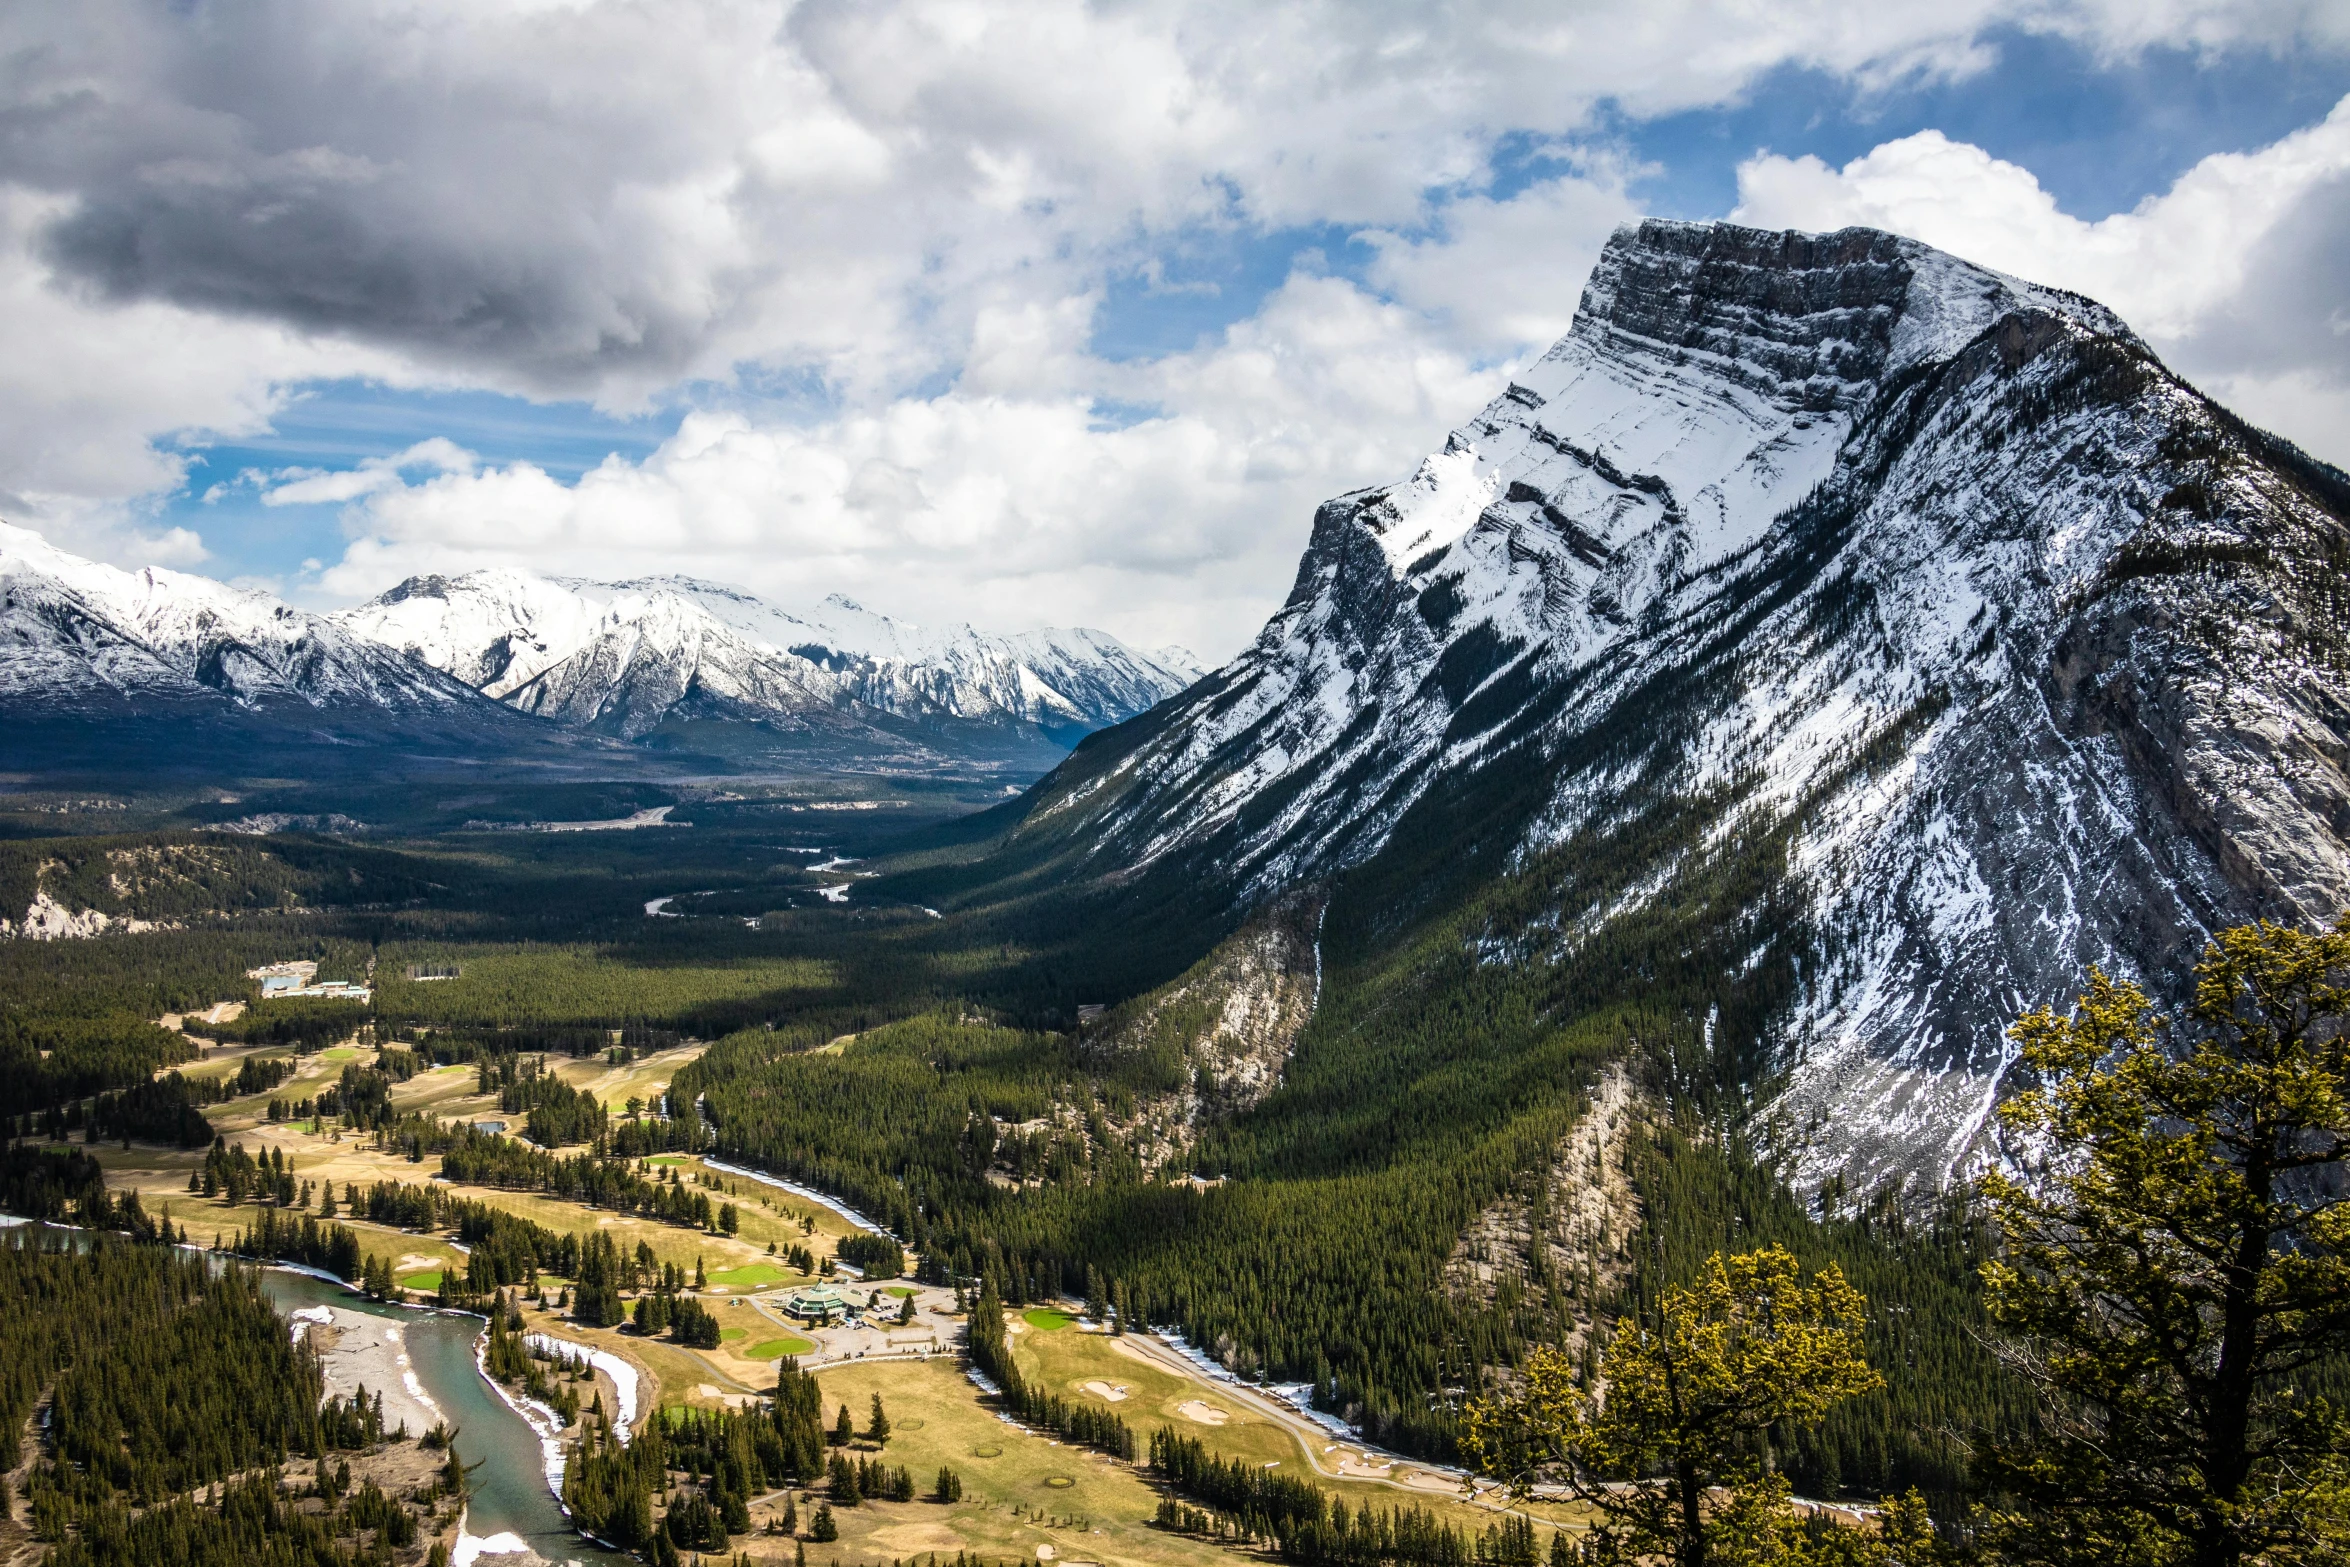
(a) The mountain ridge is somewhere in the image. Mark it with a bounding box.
[0,524,1201,776]
[332,566,1200,747]
[936,218,2350,1196]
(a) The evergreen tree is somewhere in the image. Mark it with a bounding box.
[832,1403,854,1448]
[810,1502,838,1542]
[868,1392,891,1445]
[1465,1247,1881,1567]
[1979,921,2350,1567]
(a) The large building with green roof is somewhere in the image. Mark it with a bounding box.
[784,1283,850,1324]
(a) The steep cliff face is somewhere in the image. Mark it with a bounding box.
[1000,220,2350,1192]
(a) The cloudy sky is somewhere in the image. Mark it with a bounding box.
[6,2,2349,661]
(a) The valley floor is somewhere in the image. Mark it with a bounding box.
[68,1031,1578,1567]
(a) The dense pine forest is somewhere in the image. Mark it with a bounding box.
[0,1231,453,1566]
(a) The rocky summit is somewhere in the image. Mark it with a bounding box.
[993,219,2350,1193]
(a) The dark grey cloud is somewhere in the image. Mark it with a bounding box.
[3,1,791,393]
[19,0,2329,403]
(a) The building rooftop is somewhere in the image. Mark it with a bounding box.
[784,1282,852,1317]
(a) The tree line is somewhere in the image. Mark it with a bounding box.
[0,1229,457,1566]
[967,1283,1138,1460]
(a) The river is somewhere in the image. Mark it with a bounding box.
[5,1221,625,1567]
[257,1268,632,1567]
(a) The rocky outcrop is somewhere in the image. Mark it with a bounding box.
[1445,1063,1642,1362]
[1081,892,1323,1174]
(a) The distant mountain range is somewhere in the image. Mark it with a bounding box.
[0,522,1200,774]
[335,569,1200,745]
[0,521,481,716]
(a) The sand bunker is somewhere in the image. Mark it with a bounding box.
[1175,1400,1229,1426]
[1080,1381,1129,1402]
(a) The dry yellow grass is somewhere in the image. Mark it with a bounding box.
[1006,1328,1565,1535]
[98,1041,1578,1567]
[749,1355,1242,1567]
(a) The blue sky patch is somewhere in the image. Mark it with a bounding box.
[148,31,2350,594]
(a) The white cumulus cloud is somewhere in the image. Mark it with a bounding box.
[1731,98,2350,461]
[3,2,2347,656]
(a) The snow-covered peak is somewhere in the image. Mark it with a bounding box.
[0,521,479,712]
[1335,220,2149,604]
[333,566,1196,742]
[2,520,274,643]
[1000,217,2350,1195]
[343,567,603,694]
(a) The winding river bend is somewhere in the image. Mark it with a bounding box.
[9,1220,622,1562]
[256,1269,632,1566]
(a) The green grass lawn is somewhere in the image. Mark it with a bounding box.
[745,1335,817,1359]
[707,1262,788,1288]
[720,1326,748,1343]
[645,1154,688,1165]
[886,1285,916,1298]
[1021,1308,1073,1332]
[321,1047,359,1062]
[396,1270,443,1292]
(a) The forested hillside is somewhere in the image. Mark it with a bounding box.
[0,1232,450,1566]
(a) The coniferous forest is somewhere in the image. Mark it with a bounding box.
[1,804,2345,1566]
[0,1231,452,1567]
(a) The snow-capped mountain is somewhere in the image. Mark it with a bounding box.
[995,220,2350,1193]
[0,520,479,713]
[334,570,1201,742]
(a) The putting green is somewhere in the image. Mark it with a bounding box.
[745,1336,817,1359]
[396,1270,443,1292]
[645,1154,689,1165]
[1021,1308,1073,1332]
[321,1048,359,1062]
[708,1262,788,1288]
[720,1326,748,1343]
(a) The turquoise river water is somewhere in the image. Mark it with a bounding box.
[256,1267,631,1565]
